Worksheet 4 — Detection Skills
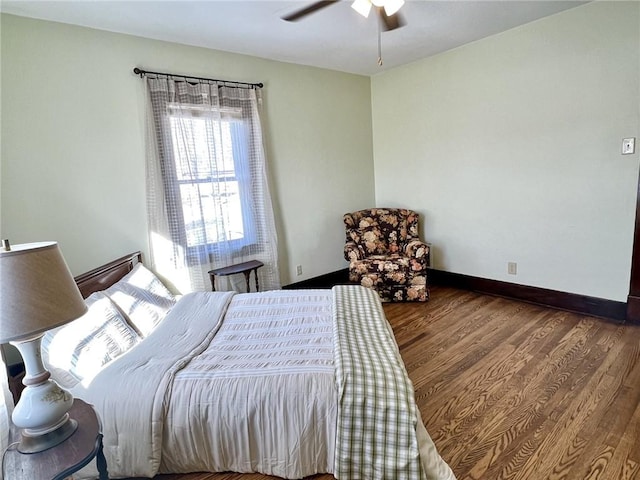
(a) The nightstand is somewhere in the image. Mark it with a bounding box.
[3,398,109,480]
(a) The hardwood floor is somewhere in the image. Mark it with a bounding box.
[133,286,640,480]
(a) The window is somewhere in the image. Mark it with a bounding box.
[144,77,279,292]
[167,105,255,254]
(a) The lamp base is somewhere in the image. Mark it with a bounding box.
[18,417,78,454]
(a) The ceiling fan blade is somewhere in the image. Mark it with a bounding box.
[282,1,339,22]
[379,8,405,31]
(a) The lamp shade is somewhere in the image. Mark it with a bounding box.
[383,0,404,16]
[351,0,372,17]
[0,242,87,343]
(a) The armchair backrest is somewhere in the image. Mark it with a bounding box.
[343,208,420,256]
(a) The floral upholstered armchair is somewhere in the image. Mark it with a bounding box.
[343,208,430,302]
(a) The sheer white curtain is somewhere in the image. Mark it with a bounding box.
[144,76,280,293]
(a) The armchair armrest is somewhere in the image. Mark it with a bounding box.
[403,240,430,264]
[344,242,365,262]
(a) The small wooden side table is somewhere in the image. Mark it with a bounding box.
[4,399,109,480]
[208,260,264,293]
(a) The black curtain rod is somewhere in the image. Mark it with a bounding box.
[133,67,263,89]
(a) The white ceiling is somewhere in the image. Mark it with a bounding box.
[1,0,587,76]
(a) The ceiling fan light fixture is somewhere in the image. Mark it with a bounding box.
[383,0,404,16]
[351,0,372,18]
[371,0,385,7]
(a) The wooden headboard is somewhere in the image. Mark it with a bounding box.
[74,252,143,298]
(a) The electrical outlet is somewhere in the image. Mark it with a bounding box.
[296,265,303,276]
[623,138,636,155]
[508,262,517,275]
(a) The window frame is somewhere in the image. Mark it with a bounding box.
[164,103,257,258]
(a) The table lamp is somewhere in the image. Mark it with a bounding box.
[0,240,88,453]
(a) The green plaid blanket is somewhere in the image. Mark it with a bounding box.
[332,285,427,480]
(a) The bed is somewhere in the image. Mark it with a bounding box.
[42,252,456,480]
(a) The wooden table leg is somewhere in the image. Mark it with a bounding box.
[254,268,260,292]
[243,271,251,292]
[210,274,216,292]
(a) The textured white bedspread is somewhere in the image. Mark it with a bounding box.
[70,287,455,480]
[160,290,337,477]
[72,291,235,478]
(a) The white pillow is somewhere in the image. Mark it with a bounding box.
[42,292,141,389]
[104,263,176,337]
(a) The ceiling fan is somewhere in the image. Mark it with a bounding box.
[282,0,406,31]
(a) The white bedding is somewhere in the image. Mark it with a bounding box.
[72,291,234,477]
[161,290,338,477]
[68,287,455,480]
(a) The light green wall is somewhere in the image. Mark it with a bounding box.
[371,1,640,301]
[3,2,640,303]
[0,14,374,285]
